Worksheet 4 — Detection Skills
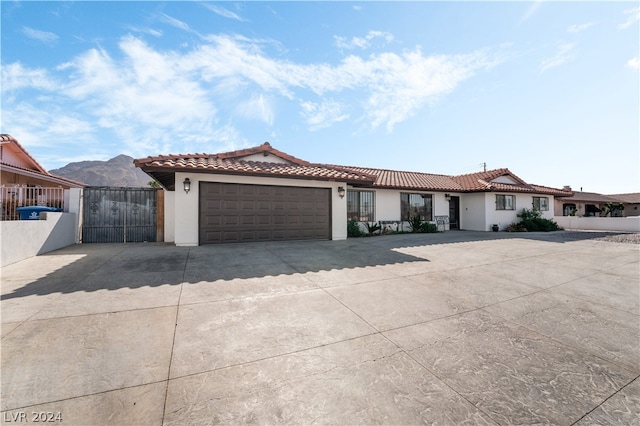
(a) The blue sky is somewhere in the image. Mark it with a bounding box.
[2,1,638,193]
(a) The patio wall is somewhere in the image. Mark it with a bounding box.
[0,212,77,267]
[554,216,640,233]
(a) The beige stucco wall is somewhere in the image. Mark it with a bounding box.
[173,172,347,246]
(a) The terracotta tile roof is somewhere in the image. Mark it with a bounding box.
[0,134,85,187]
[135,143,571,196]
[134,153,375,184]
[453,168,524,190]
[0,134,48,174]
[332,166,463,191]
[212,142,310,165]
[452,168,571,196]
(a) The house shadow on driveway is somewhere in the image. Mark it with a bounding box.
[1,237,429,301]
[1,230,630,302]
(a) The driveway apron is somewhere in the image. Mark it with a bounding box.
[1,231,638,425]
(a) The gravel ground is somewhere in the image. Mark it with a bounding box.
[595,232,640,244]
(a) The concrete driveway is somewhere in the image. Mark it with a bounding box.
[1,231,638,425]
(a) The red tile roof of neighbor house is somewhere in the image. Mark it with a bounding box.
[134,142,572,195]
[1,134,85,187]
[0,134,48,174]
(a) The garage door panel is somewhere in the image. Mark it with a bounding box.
[199,182,330,244]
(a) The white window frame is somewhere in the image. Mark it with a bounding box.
[533,196,549,211]
[496,194,515,210]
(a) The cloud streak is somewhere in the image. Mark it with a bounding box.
[201,4,247,22]
[21,27,58,44]
[540,42,575,73]
[567,22,594,33]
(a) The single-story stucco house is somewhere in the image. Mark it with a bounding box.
[134,142,572,246]
[555,189,640,217]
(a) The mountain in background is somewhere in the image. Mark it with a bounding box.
[49,154,153,187]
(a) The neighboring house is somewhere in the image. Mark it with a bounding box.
[0,134,84,220]
[135,142,571,246]
[555,189,639,217]
[607,193,640,217]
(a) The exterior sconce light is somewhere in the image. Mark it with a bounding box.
[338,186,346,199]
[183,177,191,194]
[445,194,451,201]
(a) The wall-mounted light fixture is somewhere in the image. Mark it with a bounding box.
[183,177,191,194]
[337,186,346,199]
[445,194,451,201]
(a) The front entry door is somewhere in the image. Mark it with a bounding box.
[448,196,460,230]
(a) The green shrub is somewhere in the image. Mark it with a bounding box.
[363,221,382,236]
[516,208,562,232]
[407,215,423,233]
[347,220,363,237]
[420,221,438,233]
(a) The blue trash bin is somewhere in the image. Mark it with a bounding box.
[16,206,62,220]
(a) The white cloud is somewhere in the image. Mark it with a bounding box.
[2,33,497,158]
[619,7,639,30]
[334,31,394,50]
[540,42,575,73]
[300,100,349,131]
[184,35,495,131]
[127,26,163,37]
[1,62,57,92]
[567,22,594,33]
[158,13,194,33]
[236,94,275,125]
[0,101,98,164]
[21,26,58,44]
[628,57,640,70]
[519,1,543,23]
[201,3,247,22]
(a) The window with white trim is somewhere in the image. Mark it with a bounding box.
[347,190,375,221]
[496,194,515,210]
[533,196,549,211]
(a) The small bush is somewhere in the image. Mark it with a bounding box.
[505,222,527,232]
[363,221,382,236]
[347,220,363,237]
[407,215,423,233]
[420,221,438,233]
[516,208,562,232]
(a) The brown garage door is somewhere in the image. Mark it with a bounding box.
[199,182,331,244]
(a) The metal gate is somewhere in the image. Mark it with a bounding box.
[82,187,158,243]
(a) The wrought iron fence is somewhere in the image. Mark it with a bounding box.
[0,185,65,220]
